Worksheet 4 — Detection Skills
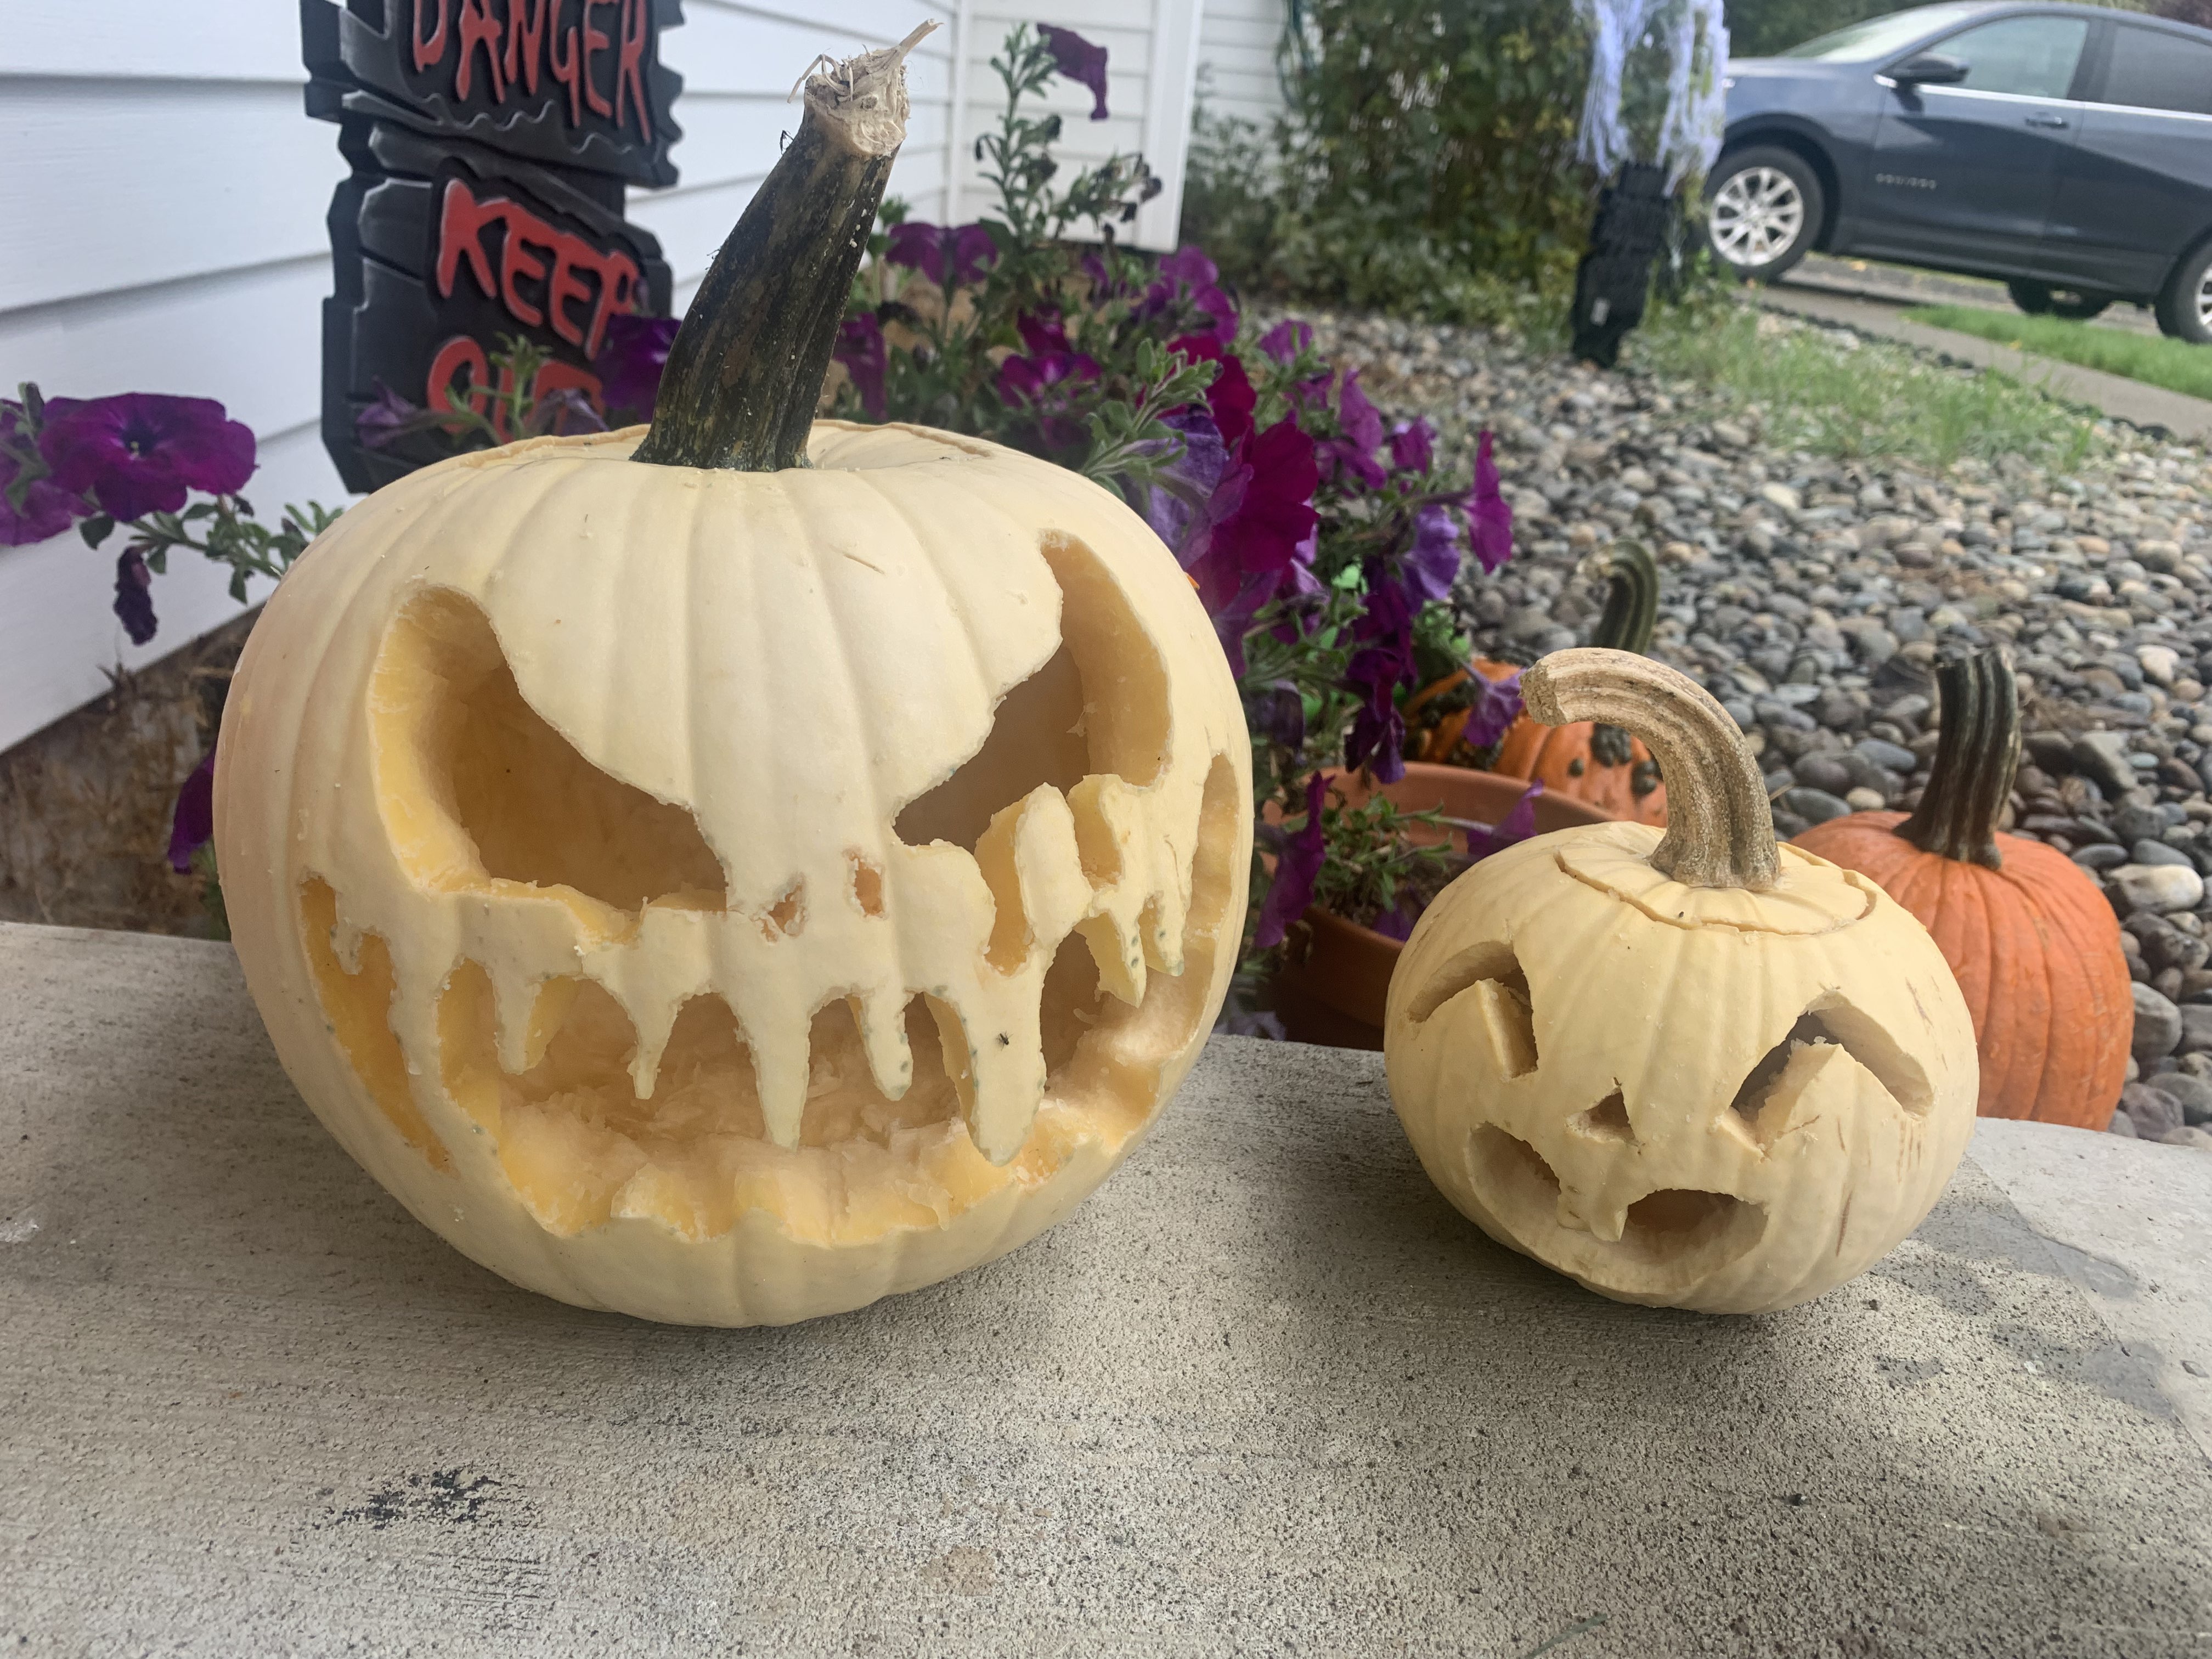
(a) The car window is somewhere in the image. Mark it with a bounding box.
[1928,15,2089,97]
[2103,24,2212,116]
[1782,5,1985,60]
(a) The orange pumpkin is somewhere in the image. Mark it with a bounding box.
[1793,649,2129,1129]
[1410,542,1668,825]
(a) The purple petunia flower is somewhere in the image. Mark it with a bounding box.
[1464,668,1525,750]
[592,313,679,422]
[354,380,422,452]
[1466,428,1515,573]
[833,314,889,421]
[0,401,88,546]
[167,747,216,875]
[1039,24,1111,120]
[997,349,1101,454]
[1243,680,1306,751]
[1253,771,1329,950]
[1390,418,1436,477]
[885,221,999,288]
[1259,319,1313,365]
[1319,368,1386,491]
[113,547,157,645]
[1205,417,1319,596]
[1140,245,1237,338]
[1404,503,1464,605]
[1128,404,1240,567]
[40,393,254,522]
[1464,780,1544,863]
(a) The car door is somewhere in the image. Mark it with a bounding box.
[2044,21,2212,296]
[1857,13,2091,268]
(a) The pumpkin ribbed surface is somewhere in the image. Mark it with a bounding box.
[1793,812,2129,1128]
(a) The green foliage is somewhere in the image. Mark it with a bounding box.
[1636,299,2104,471]
[1307,791,1457,934]
[1905,304,2212,400]
[1182,0,1593,323]
[1723,0,1908,58]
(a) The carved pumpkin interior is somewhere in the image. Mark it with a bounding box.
[301,545,1231,1244]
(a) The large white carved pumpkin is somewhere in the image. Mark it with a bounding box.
[1385,651,1976,1313]
[213,35,1249,1326]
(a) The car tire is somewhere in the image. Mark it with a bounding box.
[2157,242,2212,343]
[2010,280,2112,321]
[1705,148,1823,282]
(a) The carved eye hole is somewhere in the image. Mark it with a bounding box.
[1404,939,1536,1077]
[371,588,726,915]
[1730,995,1933,1146]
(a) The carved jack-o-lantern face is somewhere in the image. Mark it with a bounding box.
[1385,651,1976,1314]
[216,422,1250,1326]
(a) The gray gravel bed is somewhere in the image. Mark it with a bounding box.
[1298,306,2212,1145]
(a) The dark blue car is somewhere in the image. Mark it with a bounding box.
[1710,1,2212,338]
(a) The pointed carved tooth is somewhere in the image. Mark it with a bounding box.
[963,991,1047,1165]
[751,1015,813,1150]
[491,966,541,1076]
[853,990,915,1102]
[1587,1198,1628,1244]
[523,977,580,1072]
[975,786,1090,974]
[1076,911,1147,1006]
[625,990,681,1102]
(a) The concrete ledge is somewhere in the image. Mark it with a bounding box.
[3,923,2209,1655]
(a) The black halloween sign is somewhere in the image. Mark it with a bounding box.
[307,0,682,492]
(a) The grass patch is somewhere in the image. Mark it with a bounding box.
[1904,303,2212,401]
[1633,301,2102,472]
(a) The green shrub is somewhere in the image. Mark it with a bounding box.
[1183,0,1593,323]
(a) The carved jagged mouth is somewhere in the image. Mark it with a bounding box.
[298,534,1242,1243]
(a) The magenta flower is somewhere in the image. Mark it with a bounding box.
[0,401,88,546]
[885,221,1000,287]
[833,314,889,421]
[1128,405,1239,566]
[1390,418,1436,476]
[167,747,216,874]
[1170,332,1254,449]
[39,394,253,522]
[1466,429,1515,573]
[1209,417,1319,589]
[592,313,679,422]
[1259,319,1313,365]
[114,548,157,645]
[1464,668,1525,750]
[1253,771,1329,950]
[1039,24,1111,120]
[1017,311,1074,356]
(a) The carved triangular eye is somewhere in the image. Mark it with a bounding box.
[1574,1088,1635,1143]
[1730,992,1933,1144]
[1405,940,1537,1077]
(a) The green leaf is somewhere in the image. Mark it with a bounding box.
[77,514,114,549]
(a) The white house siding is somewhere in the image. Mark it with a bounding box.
[1195,0,1287,131]
[0,0,954,752]
[945,1,1204,251]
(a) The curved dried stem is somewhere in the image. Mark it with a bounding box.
[1522,648,1778,890]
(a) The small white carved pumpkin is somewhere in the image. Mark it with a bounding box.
[1385,650,1976,1313]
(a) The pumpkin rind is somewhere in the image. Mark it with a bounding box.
[1385,650,1977,1314]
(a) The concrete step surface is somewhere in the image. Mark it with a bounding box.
[2,922,2207,1655]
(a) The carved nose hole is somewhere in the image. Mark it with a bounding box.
[1574,1090,1635,1143]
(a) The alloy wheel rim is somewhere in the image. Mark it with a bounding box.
[1710,167,1804,268]
[2196,269,2212,332]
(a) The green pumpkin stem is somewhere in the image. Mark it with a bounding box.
[1593,540,1660,656]
[1898,648,2017,870]
[632,22,935,473]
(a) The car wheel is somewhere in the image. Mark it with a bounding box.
[2012,280,2112,321]
[1705,148,1822,281]
[2157,242,2212,343]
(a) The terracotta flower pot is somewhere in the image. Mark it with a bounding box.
[1271,763,1613,1049]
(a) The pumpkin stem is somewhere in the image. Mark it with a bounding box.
[630,22,935,472]
[1897,648,2017,870]
[1592,540,1659,656]
[1523,648,1778,890]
